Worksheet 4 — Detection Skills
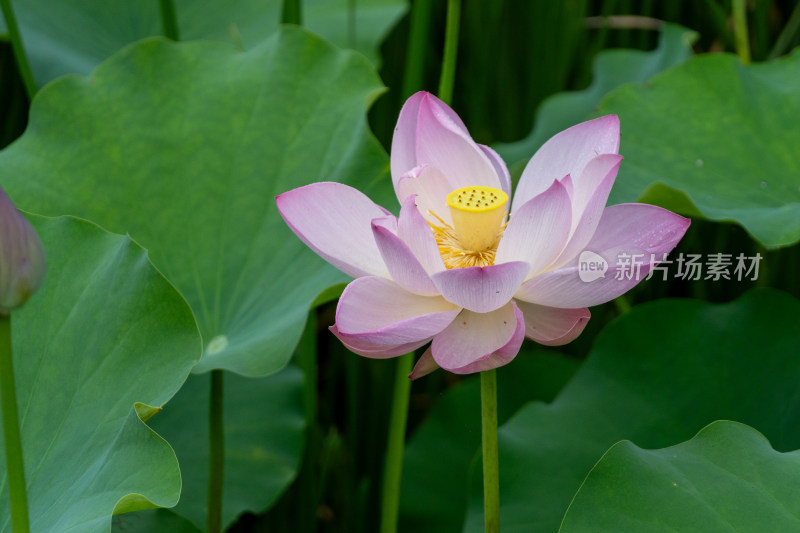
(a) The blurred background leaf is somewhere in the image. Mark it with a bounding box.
[0,0,406,86]
[560,421,800,532]
[0,215,201,533]
[494,22,697,168]
[602,49,800,248]
[461,290,800,532]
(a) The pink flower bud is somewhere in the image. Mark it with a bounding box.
[0,187,46,314]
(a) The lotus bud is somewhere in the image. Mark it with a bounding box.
[0,187,46,315]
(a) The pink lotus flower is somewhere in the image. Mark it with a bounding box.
[277,92,689,377]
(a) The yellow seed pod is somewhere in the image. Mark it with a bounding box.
[446,186,508,252]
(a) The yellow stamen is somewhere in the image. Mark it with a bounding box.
[428,186,508,269]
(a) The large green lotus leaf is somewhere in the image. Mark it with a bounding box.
[461,290,800,532]
[494,23,697,166]
[1,27,392,377]
[0,0,405,86]
[144,367,305,529]
[0,215,201,532]
[399,350,581,533]
[560,421,800,532]
[600,50,800,248]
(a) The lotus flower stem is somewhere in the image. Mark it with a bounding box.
[756,243,769,288]
[293,312,320,532]
[732,0,751,64]
[0,315,30,533]
[158,0,180,41]
[281,0,302,25]
[0,0,36,99]
[437,0,461,106]
[401,0,433,98]
[379,352,414,533]
[207,369,224,533]
[481,368,500,532]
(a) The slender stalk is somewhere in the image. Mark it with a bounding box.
[281,0,302,25]
[732,0,751,64]
[613,295,632,315]
[768,1,800,59]
[401,0,433,98]
[481,369,500,533]
[755,243,769,288]
[297,313,318,457]
[344,353,360,526]
[0,315,30,533]
[293,313,318,532]
[378,352,413,533]
[437,0,461,106]
[158,0,180,41]
[0,0,36,99]
[206,369,224,533]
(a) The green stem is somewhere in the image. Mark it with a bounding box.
[768,1,800,59]
[158,0,180,40]
[293,312,318,532]
[296,313,318,453]
[437,0,461,106]
[755,243,769,288]
[401,0,433,98]
[481,369,500,533]
[0,315,30,533]
[281,0,302,25]
[732,0,751,64]
[613,295,632,315]
[0,0,36,99]
[206,370,224,533]
[378,352,413,533]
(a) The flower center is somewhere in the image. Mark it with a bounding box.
[428,186,508,269]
